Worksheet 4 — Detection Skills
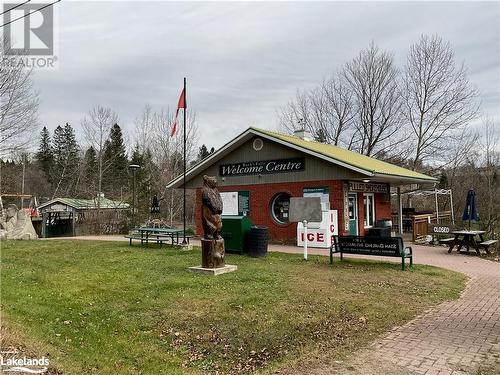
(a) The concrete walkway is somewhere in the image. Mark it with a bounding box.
[44,236,499,374]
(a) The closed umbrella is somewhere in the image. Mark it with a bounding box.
[151,194,160,214]
[462,189,479,230]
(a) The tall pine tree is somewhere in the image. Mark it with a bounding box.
[130,145,159,221]
[83,146,98,198]
[51,123,80,197]
[36,127,54,183]
[102,123,128,198]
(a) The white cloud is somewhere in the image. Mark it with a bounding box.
[34,1,500,149]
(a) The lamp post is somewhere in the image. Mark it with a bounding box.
[129,164,140,228]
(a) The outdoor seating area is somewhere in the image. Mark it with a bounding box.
[125,226,192,246]
[445,230,498,256]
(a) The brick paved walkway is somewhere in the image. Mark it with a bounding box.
[366,245,500,375]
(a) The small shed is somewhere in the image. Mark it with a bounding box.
[38,197,130,237]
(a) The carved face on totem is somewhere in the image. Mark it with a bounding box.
[203,175,218,189]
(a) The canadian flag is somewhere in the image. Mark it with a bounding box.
[170,88,186,137]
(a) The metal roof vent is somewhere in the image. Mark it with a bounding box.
[293,128,313,141]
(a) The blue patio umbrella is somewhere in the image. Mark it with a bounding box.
[462,189,479,229]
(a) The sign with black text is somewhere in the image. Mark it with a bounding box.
[219,157,305,177]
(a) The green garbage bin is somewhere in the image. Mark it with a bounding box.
[221,215,254,254]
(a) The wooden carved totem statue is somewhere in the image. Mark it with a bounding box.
[201,175,223,239]
[201,175,225,268]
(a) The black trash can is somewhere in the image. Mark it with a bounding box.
[247,226,268,257]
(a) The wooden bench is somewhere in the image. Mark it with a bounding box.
[479,239,498,255]
[439,237,456,245]
[330,235,413,270]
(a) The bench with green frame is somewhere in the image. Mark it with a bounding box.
[330,235,413,271]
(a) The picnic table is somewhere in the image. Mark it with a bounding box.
[125,227,190,246]
[445,230,496,256]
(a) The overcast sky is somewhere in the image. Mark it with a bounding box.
[34,0,500,151]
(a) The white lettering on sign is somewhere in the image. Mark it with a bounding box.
[220,158,305,177]
[428,225,451,234]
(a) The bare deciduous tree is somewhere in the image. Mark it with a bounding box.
[404,34,479,170]
[81,106,119,198]
[278,73,355,146]
[81,106,119,233]
[279,43,404,158]
[321,74,355,146]
[480,117,499,235]
[0,39,39,157]
[134,105,199,225]
[343,42,403,157]
[278,89,314,135]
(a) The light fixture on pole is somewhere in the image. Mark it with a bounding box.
[129,164,140,228]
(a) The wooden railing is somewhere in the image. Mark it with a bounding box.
[412,211,453,241]
[391,211,453,241]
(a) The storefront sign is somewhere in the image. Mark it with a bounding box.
[348,181,389,193]
[297,210,338,248]
[219,157,305,177]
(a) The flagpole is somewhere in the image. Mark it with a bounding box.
[182,77,187,245]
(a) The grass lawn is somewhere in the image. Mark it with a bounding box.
[1,240,465,374]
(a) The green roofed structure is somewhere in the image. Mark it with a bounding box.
[167,127,437,245]
[38,196,130,237]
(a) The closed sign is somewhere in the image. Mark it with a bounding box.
[428,224,452,234]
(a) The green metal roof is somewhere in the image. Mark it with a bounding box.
[166,127,436,189]
[251,127,436,181]
[38,197,130,210]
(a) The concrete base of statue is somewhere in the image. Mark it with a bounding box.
[188,238,237,275]
[188,264,237,275]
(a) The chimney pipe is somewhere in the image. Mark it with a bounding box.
[293,128,313,141]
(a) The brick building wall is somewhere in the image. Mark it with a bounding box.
[355,192,392,236]
[195,180,392,242]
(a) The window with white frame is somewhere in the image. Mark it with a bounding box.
[363,193,375,227]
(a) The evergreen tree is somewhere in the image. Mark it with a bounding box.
[198,144,210,161]
[129,145,159,221]
[52,125,65,183]
[102,123,128,198]
[36,126,54,181]
[51,123,80,197]
[64,123,80,180]
[195,144,215,164]
[83,146,97,197]
[315,128,327,143]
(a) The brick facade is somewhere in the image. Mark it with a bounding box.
[195,180,392,242]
